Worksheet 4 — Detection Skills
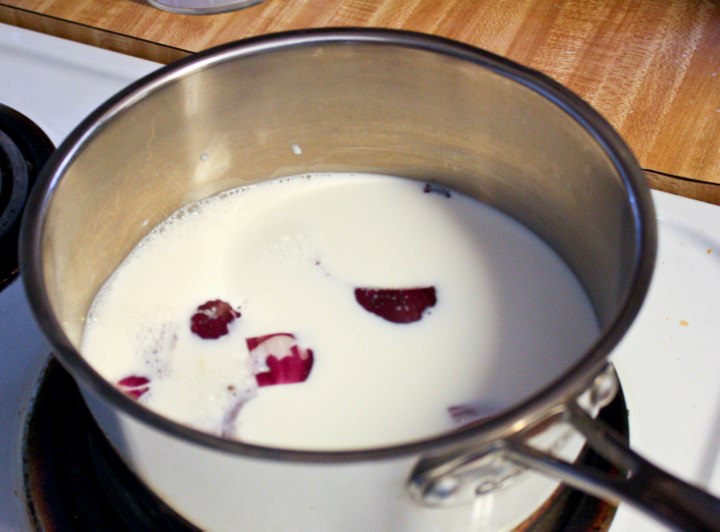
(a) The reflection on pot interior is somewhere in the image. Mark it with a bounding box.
[80,171,598,450]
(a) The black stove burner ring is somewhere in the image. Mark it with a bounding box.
[0,103,54,290]
[23,358,626,531]
[0,130,29,235]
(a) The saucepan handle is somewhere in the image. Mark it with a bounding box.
[504,403,720,531]
[408,368,720,530]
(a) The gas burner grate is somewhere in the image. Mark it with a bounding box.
[0,103,53,290]
[23,358,626,531]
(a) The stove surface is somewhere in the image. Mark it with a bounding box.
[1,22,719,532]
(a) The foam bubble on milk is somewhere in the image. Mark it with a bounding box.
[81,172,599,450]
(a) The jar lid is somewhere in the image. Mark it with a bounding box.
[147,0,263,15]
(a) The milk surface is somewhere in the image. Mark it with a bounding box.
[81,173,598,450]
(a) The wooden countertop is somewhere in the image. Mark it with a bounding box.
[1,0,719,204]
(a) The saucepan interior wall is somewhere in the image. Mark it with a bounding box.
[41,39,638,348]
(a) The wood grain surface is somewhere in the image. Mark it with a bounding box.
[1,0,719,202]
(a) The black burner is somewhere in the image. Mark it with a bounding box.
[0,104,54,290]
[23,358,628,531]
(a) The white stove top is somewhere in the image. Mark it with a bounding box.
[1,22,718,531]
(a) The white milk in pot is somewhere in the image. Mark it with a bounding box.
[80,172,598,450]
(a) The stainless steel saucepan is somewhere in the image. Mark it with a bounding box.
[21,29,720,530]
